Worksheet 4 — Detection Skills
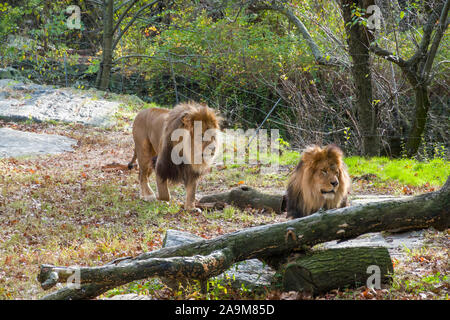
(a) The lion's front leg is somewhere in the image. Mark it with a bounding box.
[156,175,170,201]
[184,178,198,210]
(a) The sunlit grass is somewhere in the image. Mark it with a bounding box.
[345,156,449,187]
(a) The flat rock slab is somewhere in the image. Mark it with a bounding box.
[0,79,120,127]
[321,230,425,259]
[0,127,77,158]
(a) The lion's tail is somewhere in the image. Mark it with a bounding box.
[128,149,137,170]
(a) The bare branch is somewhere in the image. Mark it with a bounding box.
[112,0,140,36]
[407,1,446,66]
[422,0,450,80]
[370,44,408,68]
[112,0,160,50]
[251,0,348,68]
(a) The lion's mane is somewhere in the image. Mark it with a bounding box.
[155,102,220,184]
[285,144,351,218]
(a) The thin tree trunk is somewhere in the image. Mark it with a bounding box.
[405,85,431,157]
[198,186,285,214]
[97,0,114,90]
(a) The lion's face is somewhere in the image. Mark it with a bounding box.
[188,118,220,166]
[312,160,341,201]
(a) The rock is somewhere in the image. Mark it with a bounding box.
[215,259,275,292]
[0,79,120,127]
[0,127,77,158]
[162,229,204,248]
[320,230,425,259]
[103,294,153,300]
[161,229,275,292]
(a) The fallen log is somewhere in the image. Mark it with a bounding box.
[198,185,285,214]
[280,247,393,294]
[38,176,449,300]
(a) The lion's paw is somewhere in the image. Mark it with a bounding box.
[185,207,202,214]
[140,194,157,202]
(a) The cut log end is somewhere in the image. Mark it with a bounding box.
[281,247,393,294]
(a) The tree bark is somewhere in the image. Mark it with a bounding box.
[38,176,449,299]
[341,0,379,156]
[405,85,431,156]
[97,0,114,90]
[198,186,285,214]
[281,247,393,294]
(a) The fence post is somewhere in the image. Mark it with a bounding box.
[168,52,179,104]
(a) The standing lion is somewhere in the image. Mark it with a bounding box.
[128,101,220,210]
[285,144,351,218]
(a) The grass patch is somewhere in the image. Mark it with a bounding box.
[345,156,449,187]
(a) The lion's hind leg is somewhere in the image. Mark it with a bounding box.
[136,143,157,202]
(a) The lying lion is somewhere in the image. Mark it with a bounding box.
[128,102,220,210]
[285,144,351,218]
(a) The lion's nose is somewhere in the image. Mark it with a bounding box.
[330,180,339,187]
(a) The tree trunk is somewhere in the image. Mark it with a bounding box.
[198,186,285,214]
[281,247,393,294]
[38,176,449,299]
[405,85,431,157]
[96,0,114,90]
[341,0,379,156]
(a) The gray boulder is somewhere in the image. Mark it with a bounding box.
[0,127,77,158]
[0,79,120,127]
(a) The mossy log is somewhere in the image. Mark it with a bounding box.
[281,247,393,294]
[38,177,449,300]
[198,185,285,214]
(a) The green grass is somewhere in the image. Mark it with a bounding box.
[345,156,449,187]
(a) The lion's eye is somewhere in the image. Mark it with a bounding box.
[321,170,327,176]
